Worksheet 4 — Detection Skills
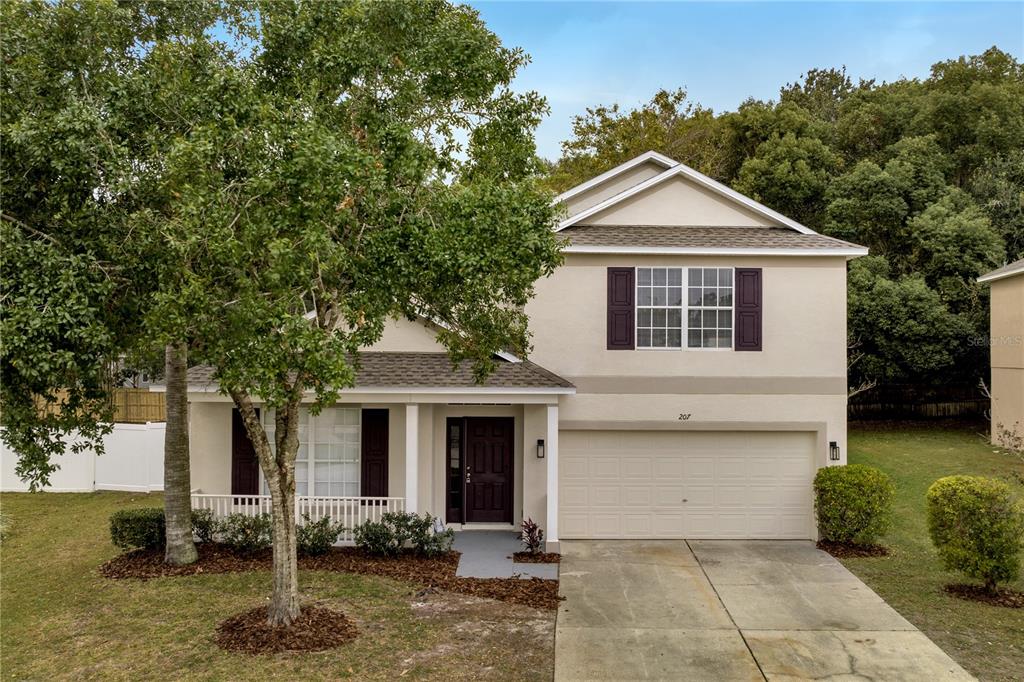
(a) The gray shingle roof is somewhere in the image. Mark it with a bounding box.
[560,225,865,251]
[183,352,573,391]
[978,258,1024,284]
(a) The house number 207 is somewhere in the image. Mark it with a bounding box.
[678,413,692,421]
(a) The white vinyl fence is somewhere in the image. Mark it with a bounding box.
[1,423,165,493]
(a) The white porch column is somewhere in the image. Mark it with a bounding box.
[545,403,559,550]
[405,404,419,513]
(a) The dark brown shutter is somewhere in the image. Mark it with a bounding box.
[734,268,762,351]
[607,267,635,350]
[231,408,260,496]
[360,409,389,497]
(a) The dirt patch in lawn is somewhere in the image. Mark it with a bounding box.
[513,551,561,564]
[215,603,357,654]
[407,590,554,680]
[101,544,562,610]
[817,540,890,558]
[944,584,1024,608]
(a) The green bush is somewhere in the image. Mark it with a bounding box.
[814,464,895,545]
[296,514,342,556]
[927,475,1024,591]
[191,509,218,543]
[219,513,272,554]
[353,511,452,557]
[110,508,165,550]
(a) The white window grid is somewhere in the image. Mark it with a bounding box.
[262,407,361,496]
[635,267,734,351]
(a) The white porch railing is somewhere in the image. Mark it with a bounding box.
[190,494,406,544]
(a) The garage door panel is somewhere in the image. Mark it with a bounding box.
[560,430,815,540]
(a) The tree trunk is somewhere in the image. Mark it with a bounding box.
[266,468,300,625]
[163,341,198,565]
[230,389,302,626]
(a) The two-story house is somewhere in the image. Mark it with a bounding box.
[176,151,867,551]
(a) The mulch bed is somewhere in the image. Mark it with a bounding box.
[816,540,890,558]
[215,603,357,654]
[101,544,563,611]
[944,584,1024,608]
[513,551,561,564]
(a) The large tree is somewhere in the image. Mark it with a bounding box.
[1,0,246,563]
[137,0,562,625]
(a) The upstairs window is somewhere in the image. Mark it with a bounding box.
[636,267,683,348]
[687,268,733,349]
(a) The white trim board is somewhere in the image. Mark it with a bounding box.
[556,155,815,235]
[552,151,678,205]
[978,259,1024,284]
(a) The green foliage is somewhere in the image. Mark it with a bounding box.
[353,512,452,557]
[110,508,166,551]
[848,257,976,383]
[814,464,895,545]
[190,509,217,544]
[296,514,343,557]
[926,476,1024,591]
[219,513,272,555]
[546,46,1024,387]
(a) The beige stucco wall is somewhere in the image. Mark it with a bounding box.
[562,160,665,217]
[189,401,233,494]
[526,254,849,379]
[366,317,446,353]
[582,175,774,227]
[990,274,1024,445]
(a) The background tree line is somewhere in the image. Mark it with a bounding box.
[543,47,1024,391]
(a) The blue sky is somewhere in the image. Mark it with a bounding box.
[466,1,1024,160]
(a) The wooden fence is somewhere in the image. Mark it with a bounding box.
[110,388,165,423]
[849,384,989,420]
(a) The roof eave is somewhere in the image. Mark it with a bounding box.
[562,245,869,258]
[552,151,678,205]
[978,261,1024,284]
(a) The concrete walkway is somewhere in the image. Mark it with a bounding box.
[453,530,558,580]
[555,540,974,681]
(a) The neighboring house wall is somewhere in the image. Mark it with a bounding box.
[583,176,775,227]
[990,274,1024,446]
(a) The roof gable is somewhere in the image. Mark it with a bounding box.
[582,174,775,228]
[555,152,814,235]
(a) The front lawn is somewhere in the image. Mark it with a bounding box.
[0,491,553,680]
[846,425,1024,682]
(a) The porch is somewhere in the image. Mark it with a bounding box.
[184,377,570,551]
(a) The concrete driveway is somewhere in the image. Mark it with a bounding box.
[555,540,974,681]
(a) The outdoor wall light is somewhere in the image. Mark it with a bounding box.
[829,441,841,461]
[536,439,545,459]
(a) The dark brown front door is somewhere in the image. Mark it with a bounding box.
[464,417,514,523]
[360,409,389,497]
[231,408,260,496]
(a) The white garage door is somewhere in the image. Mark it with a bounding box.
[560,430,817,539]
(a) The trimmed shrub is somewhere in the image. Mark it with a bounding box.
[353,518,400,557]
[220,513,272,554]
[110,508,165,550]
[297,514,343,556]
[191,509,218,543]
[354,511,452,557]
[927,475,1024,592]
[814,464,895,545]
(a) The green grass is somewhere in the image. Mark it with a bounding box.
[0,491,552,681]
[845,425,1024,682]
